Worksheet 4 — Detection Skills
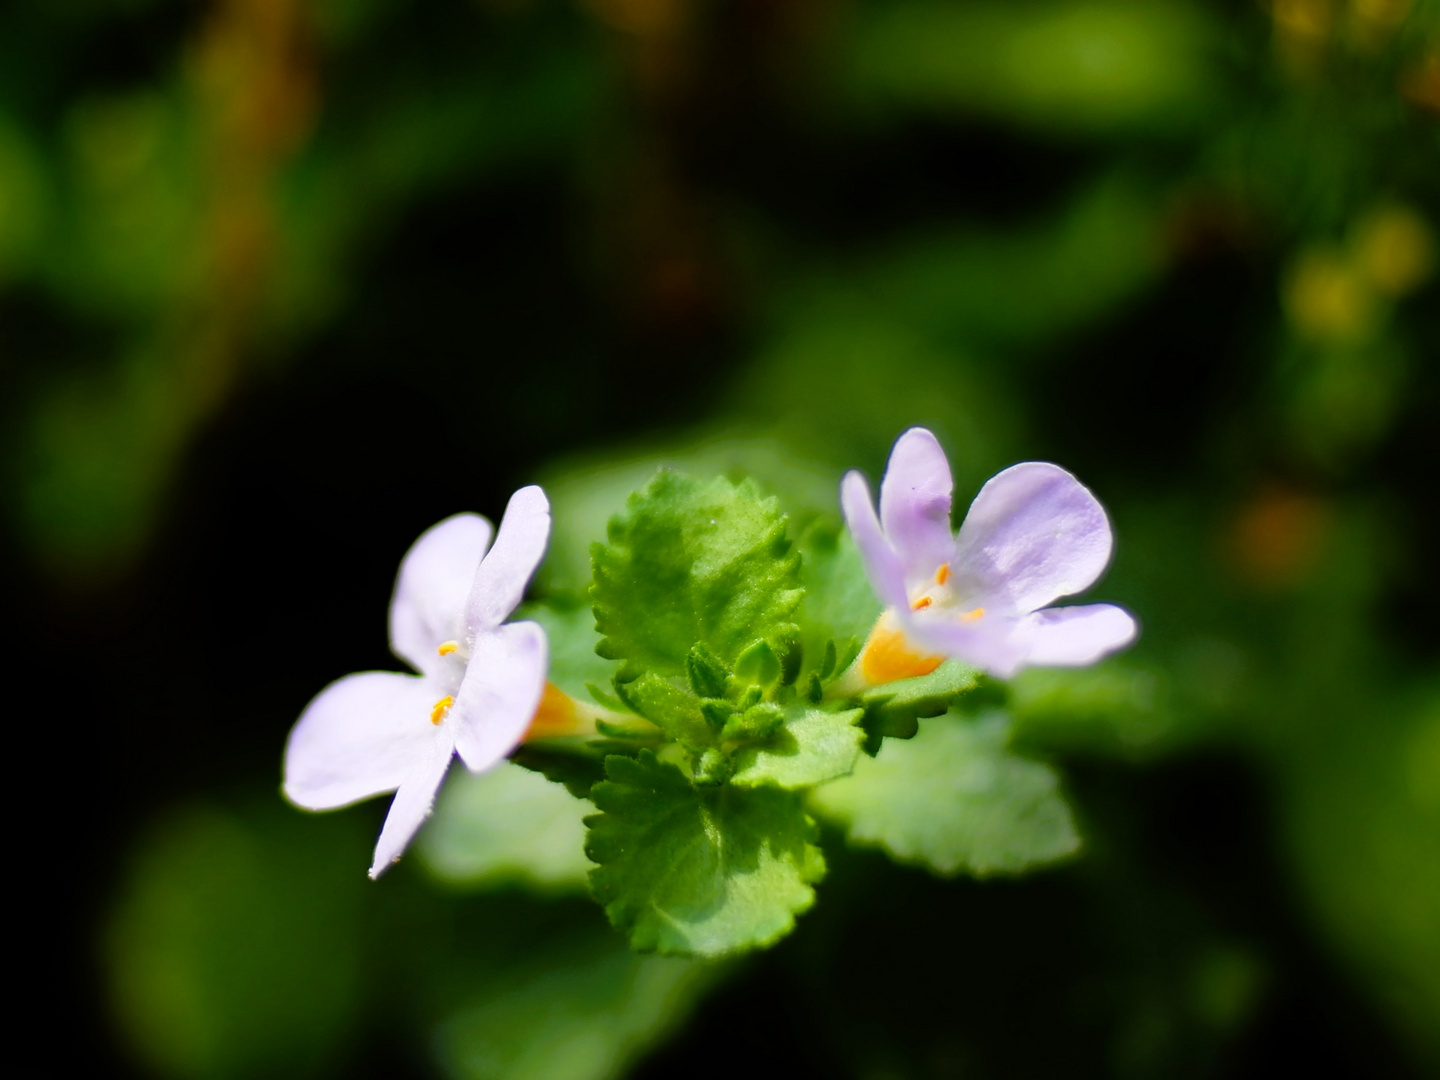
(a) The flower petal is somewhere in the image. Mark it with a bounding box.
[283,671,440,811]
[841,470,909,610]
[465,486,551,635]
[450,620,549,773]
[390,513,493,677]
[369,733,455,878]
[906,611,1031,680]
[1015,604,1137,667]
[952,462,1113,615]
[879,427,955,581]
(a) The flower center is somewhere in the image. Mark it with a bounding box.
[430,696,454,725]
[909,562,985,622]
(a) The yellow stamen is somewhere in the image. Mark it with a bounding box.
[437,640,460,656]
[525,681,579,739]
[960,607,985,623]
[858,612,943,684]
[935,563,950,586]
[912,596,932,610]
[430,696,454,725]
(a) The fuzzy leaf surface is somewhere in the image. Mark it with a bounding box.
[810,711,1079,877]
[615,673,713,749]
[732,707,866,790]
[586,751,824,957]
[591,472,802,678]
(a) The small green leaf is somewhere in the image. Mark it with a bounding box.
[584,682,631,715]
[700,698,734,733]
[734,639,782,688]
[804,672,824,704]
[615,673,713,750]
[420,763,593,893]
[719,702,785,742]
[819,640,838,680]
[686,643,730,699]
[591,471,803,678]
[861,660,980,741]
[594,715,664,742]
[810,711,1080,877]
[586,751,824,957]
[732,707,866,790]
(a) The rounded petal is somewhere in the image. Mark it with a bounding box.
[952,462,1113,615]
[1015,604,1137,668]
[905,611,1031,680]
[283,671,441,811]
[390,513,493,677]
[841,470,909,610]
[369,734,455,879]
[466,486,551,635]
[450,620,549,773]
[879,427,955,580]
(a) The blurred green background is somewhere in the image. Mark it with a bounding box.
[6,0,1439,1076]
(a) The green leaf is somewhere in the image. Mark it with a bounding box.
[586,751,824,957]
[796,519,883,676]
[685,642,730,699]
[861,660,980,741]
[419,763,593,894]
[734,639,781,688]
[591,471,803,678]
[615,673,713,749]
[732,707,866,790]
[809,711,1080,877]
[436,933,714,1080]
[720,702,785,743]
[518,597,621,711]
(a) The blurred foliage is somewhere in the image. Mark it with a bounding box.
[8,0,1439,1075]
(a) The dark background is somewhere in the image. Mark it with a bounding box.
[6,0,1440,1076]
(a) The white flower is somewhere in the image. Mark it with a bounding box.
[283,486,551,878]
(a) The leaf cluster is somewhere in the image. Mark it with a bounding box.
[504,469,1080,959]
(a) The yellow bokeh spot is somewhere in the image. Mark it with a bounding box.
[1283,248,1375,342]
[1354,205,1434,297]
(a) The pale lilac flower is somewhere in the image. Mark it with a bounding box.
[283,486,551,878]
[841,428,1136,681]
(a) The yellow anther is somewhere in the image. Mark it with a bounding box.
[912,596,933,611]
[960,607,985,623]
[935,563,950,586]
[430,696,454,725]
[437,640,460,657]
